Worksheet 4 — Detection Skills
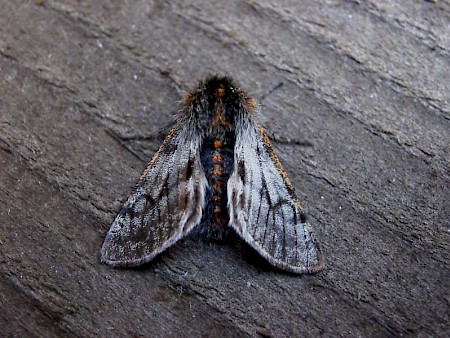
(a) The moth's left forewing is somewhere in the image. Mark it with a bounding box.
[100,120,208,267]
[228,115,324,274]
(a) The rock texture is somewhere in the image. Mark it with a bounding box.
[0,1,449,337]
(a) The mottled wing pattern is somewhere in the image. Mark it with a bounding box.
[100,120,208,267]
[228,116,324,273]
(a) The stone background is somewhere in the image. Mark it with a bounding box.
[0,1,449,336]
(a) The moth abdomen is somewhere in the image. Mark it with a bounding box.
[199,132,235,241]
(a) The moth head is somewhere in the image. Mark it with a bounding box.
[182,75,258,133]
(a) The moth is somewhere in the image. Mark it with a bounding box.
[100,75,324,274]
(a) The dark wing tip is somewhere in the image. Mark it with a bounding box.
[99,242,157,268]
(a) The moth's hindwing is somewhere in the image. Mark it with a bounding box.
[100,120,208,267]
[228,117,324,274]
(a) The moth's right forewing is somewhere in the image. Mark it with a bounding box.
[100,121,208,267]
[228,116,324,274]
